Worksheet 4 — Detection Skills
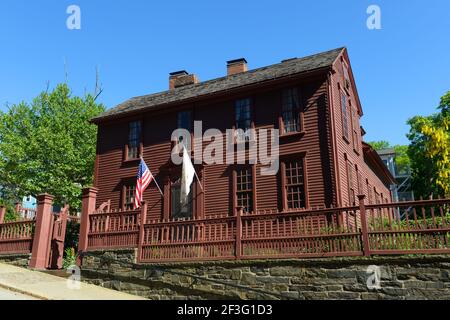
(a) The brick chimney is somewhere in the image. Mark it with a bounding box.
[169,70,200,90]
[227,58,248,76]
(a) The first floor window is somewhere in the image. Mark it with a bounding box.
[171,179,193,220]
[284,159,306,209]
[123,185,136,210]
[367,180,373,204]
[347,160,355,206]
[236,167,254,213]
[128,121,142,159]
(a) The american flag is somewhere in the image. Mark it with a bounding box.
[134,158,153,209]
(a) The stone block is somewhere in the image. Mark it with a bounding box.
[328,291,361,300]
[326,269,357,279]
[241,272,257,285]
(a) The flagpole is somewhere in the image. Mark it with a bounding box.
[141,156,164,197]
[181,142,203,191]
[153,178,164,197]
[194,170,204,191]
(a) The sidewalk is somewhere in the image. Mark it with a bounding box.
[0,263,147,300]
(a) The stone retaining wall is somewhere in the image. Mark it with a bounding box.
[80,249,450,300]
[0,253,31,268]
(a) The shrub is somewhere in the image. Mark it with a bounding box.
[63,247,77,269]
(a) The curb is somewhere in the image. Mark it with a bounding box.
[0,282,47,300]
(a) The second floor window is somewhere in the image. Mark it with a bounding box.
[281,88,301,133]
[341,93,349,141]
[176,110,193,149]
[352,107,360,152]
[177,110,192,131]
[235,98,252,138]
[284,159,306,209]
[128,121,141,159]
[236,167,254,213]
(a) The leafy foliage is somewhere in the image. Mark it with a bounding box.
[368,140,390,150]
[64,220,80,252]
[63,247,77,269]
[407,91,450,198]
[0,199,19,222]
[0,84,105,210]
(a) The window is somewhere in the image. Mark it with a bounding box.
[367,180,373,204]
[284,159,306,209]
[356,166,363,195]
[343,63,351,89]
[352,106,360,152]
[176,110,193,149]
[375,189,380,204]
[281,88,302,133]
[347,160,355,205]
[235,98,252,141]
[128,121,142,159]
[177,110,192,132]
[341,93,349,141]
[122,185,136,210]
[236,167,254,213]
[171,179,193,220]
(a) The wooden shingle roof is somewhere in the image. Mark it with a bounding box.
[92,47,344,123]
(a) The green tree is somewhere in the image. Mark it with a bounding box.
[407,91,450,198]
[368,140,390,150]
[0,84,105,210]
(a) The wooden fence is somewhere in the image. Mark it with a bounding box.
[0,220,35,254]
[78,188,450,264]
[0,195,69,270]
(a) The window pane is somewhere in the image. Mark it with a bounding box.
[171,184,193,220]
[177,111,192,131]
[128,121,141,159]
[124,185,136,210]
[236,167,253,213]
[284,159,306,209]
[341,94,349,140]
[235,99,252,130]
[282,88,300,133]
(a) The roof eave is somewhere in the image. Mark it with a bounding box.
[91,65,333,125]
[362,142,397,185]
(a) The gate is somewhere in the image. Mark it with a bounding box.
[47,206,69,269]
[1,194,70,270]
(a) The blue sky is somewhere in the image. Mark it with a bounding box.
[0,0,449,145]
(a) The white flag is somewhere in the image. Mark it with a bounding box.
[181,146,195,205]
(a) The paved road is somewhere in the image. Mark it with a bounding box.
[0,263,146,300]
[0,286,37,300]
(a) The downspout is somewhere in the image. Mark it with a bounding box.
[327,70,342,207]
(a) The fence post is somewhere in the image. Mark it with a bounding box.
[29,194,54,269]
[358,195,371,257]
[137,201,147,263]
[235,207,243,260]
[77,187,98,266]
[15,202,22,219]
[0,206,6,224]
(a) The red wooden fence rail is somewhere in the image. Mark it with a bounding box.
[79,186,450,264]
[0,220,35,254]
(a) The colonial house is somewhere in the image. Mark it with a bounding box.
[90,47,395,223]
